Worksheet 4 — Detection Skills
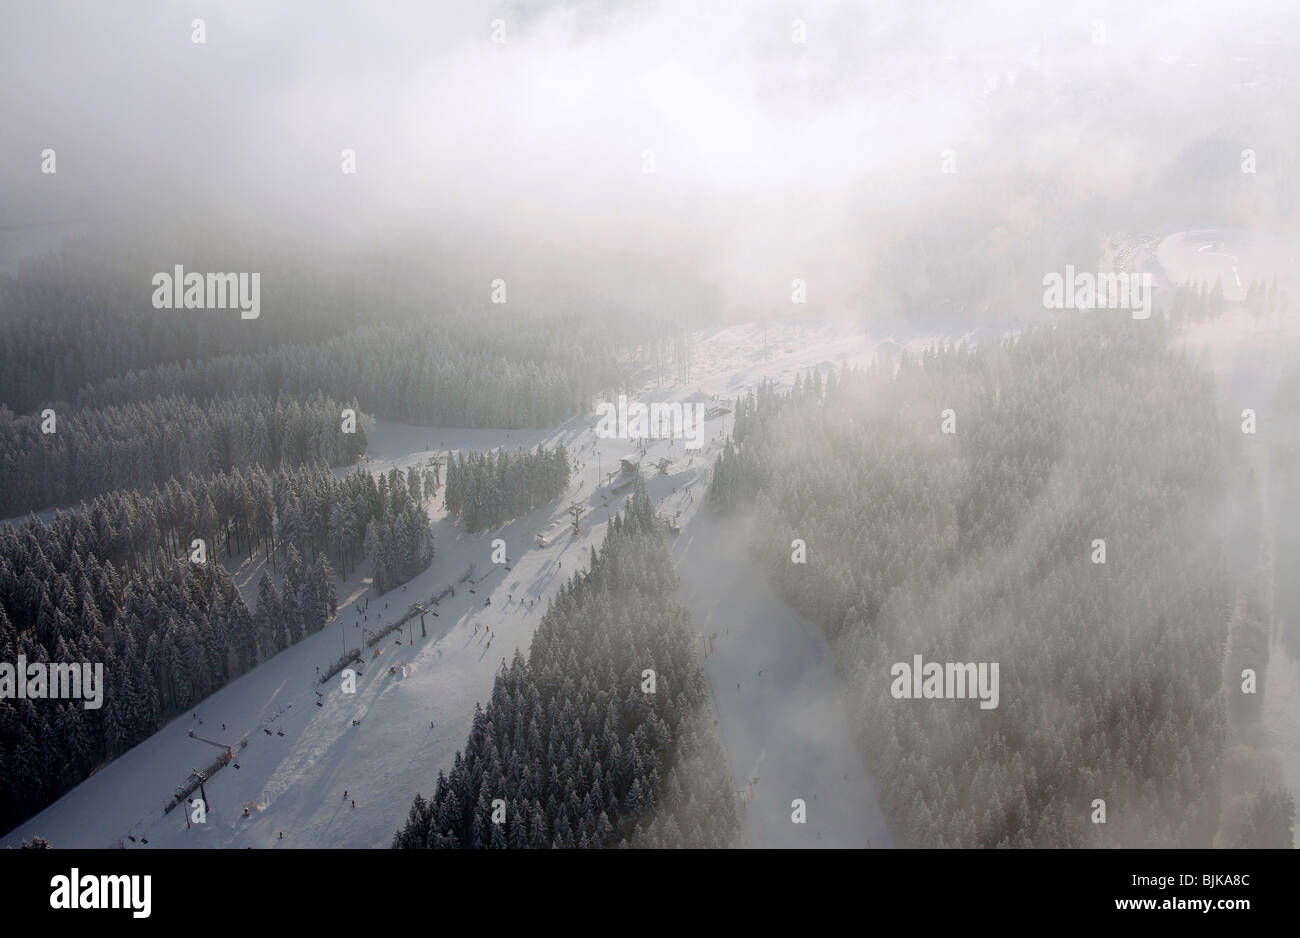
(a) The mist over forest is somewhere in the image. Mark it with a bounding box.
[0,0,1297,867]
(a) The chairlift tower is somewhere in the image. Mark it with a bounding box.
[566,503,585,535]
[426,455,445,488]
[361,626,380,656]
[189,770,210,814]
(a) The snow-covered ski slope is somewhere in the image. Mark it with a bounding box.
[15,227,1299,849]
[674,514,893,847]
[0,314,922,849]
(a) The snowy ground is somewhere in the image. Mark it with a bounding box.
[4,415,643,848]
[11,254,1297,847]
[674,513,892,848]
[1158,228,1300,406]
[5,312,901,849]
[671,315,978,399]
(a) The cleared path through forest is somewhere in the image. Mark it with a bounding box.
[672,512,892,847]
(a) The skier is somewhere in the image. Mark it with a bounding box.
[222,723,227,731]
[279,832,283,839]
[351,800,356,808]
[344,791,348,799]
